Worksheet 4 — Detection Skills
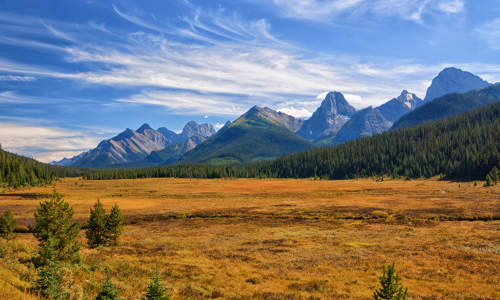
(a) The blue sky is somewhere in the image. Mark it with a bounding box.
[0,0,499,162]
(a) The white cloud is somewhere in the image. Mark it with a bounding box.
[0,75,35,81]
[475,18,500,51]
[264,0,465,23]
[278,106,313,118]
[0,123,102,162]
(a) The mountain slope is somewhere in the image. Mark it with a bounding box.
[59,121,215,167]
[298,92,356,140]
[424,67,490,102]
[333,107,392,143]
[180,106,314,164]
[393,83,500,130]
[377,90,423,122]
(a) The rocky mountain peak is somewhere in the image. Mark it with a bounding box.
[297,91,356,140]
[137,123,153,133]
[424,67,490,102]
[182,121,216,138]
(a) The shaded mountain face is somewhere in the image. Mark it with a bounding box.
[54,121,215,167]
[180,106,313,165]
[424,67,490,102]
[333,107,392,144]
[393,83,500,130]
[298,92,356,140]
[377,90,423,122]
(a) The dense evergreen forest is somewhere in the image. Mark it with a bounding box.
[0,148,91,188]
[85,102,500,181]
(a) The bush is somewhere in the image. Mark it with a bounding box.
[373,263,407,300]
[34,261,66,299]
[0,209,17,240]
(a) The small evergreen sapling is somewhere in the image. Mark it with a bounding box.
[95,275,121,300]
[373,263,407,300]
[143,269,170,300]
[106,204,124,246]
[485,166,499,187]
[0,209,17,240]
[86,199,108,248]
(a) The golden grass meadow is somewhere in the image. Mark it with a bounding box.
[0,177,499,299]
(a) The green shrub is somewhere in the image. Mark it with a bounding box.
[0,210,17,240]
[143,269,170,300]
[373,263,407,300]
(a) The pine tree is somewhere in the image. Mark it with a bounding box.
[34,260,66,299]
[95,275,121,300]
[0,209,17,240]
[32,190,80,265]
[86,200,108,248]
[142,269,170,300]
[105,204,124,246]
[373,263,407,300]
[485,166,499,186]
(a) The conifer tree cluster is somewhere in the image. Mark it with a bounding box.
[86,200,124,248]
[485,166,499,186]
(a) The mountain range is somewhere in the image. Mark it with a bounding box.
[54,67,496,168]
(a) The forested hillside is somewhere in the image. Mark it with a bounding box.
[84,102,500,181]
[0,148,91,188]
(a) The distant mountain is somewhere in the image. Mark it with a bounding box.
[180,106,314,164]
[377,90,423,122]
[424,67,490,102]
[392,83,500,130]
[145,123,215,165]
[298,92,356,140]
[54,121,215,167]
[333,107,392,144]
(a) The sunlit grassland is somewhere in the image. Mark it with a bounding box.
[0,178,499,299]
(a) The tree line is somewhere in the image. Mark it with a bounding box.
[0,147,93,188]
[85,102,500,182]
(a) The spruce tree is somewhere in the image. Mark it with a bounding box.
[105,204,124,246]
[32,190,80,265]
[485,166,499,186]
[373,263,407,300]
[0,209,17,240]
[86,200,108,248]
[95,275,120,300]
[142,269,170,300]
[34,260,66,299]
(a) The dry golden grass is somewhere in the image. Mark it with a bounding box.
[0,177,499,299]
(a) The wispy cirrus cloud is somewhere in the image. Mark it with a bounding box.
[263,0,465,24]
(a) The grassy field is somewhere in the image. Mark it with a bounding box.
[0,177,499,299]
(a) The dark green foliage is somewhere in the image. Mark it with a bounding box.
[485,166,499,186]
[0,209,17,240]
[373,263,407,300]
[143,269,170,300]
[0,147,94,188]
[32,190,80,265]
[34,260,67,300]
[85,102,500,182]
[392,83,500,129]
[86,200,108,248]
[106,204,124,246]
[86,201,124,247]
[95,276,120,300]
